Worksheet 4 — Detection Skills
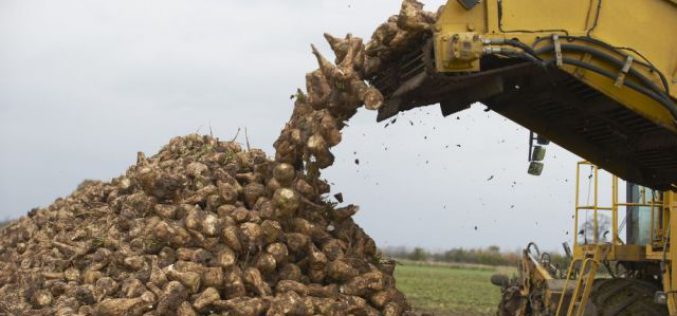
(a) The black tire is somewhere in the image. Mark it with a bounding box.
[583,279,667,316]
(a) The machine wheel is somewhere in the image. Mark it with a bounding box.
[583,279,667,316]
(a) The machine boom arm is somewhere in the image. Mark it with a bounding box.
[370,0,677,189]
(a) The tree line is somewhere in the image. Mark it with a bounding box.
[382,246,569,268]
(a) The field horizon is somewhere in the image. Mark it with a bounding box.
[394,260,516,316]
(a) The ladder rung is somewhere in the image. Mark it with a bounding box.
[555,245,610,316]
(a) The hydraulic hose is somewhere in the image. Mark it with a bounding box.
[486,39,677,123]
[504,39,540,58]
[502,52,547,70]
[534,44,668,99]
[543,57,677,122]
[533,35,671,94]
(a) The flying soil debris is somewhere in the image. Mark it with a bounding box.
[0,1,440,315]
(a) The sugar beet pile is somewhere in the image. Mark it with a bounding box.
[0,1,437,315]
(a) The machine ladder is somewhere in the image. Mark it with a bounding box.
[555,245,610,316]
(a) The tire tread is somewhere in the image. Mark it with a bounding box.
[584,279,667,316]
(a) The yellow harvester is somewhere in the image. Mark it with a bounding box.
[367,0,677,314]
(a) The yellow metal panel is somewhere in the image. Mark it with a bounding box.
[591,0,677,94]
[498,0,591,33]
[436,0,677,95]
[435,0,487,33]
[609,245,645,261]
[435,0,677,131]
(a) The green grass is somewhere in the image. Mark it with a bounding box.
[394,261,516,316]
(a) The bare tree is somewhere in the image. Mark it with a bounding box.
[579,215,612,244]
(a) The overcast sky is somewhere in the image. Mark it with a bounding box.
[0,0,585,252]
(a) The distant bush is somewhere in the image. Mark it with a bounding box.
[435,246,517,266]
[382,245,568,268]
[408,247,429,261]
